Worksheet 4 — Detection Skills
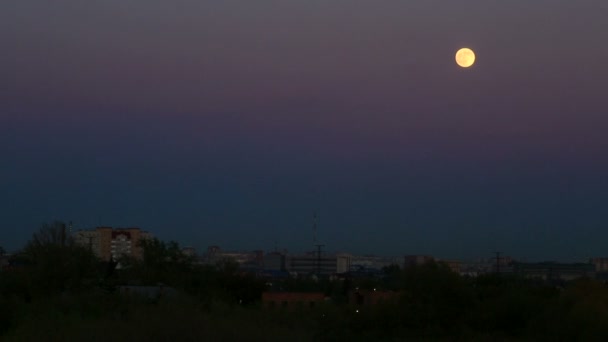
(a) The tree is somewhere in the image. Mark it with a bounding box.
[122,238,196,287]
[399,262,476,336]
[27,221,73,249]
[19,221,101,297]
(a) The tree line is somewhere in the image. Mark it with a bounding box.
[2,221,608,340]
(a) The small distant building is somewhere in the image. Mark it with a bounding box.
[74,227,153,261]
[512,262,595,281]
[0,255,9,272]
[336,253,352,274]
[182,247,196,257]
[459,257,515,277]
[288,254,335,276]
[404,255,435,268]
[264,252,287,272]
[403,256,463,274]
[347,265,384,278]
[350,255,401,271]
[590,258,608,281]
[590,258,608,272]
[202,246,264,272]
[262,292,326,310]
[439,259,461,273]
[207,245,221,256]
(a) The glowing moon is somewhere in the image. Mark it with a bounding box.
[455,48,475,68]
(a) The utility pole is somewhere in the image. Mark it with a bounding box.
[315,244,325,276]
[495,251,501,274]
[313,212,318,246]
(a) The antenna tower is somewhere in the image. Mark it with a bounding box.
[313,212,318,245]
[315,244,325,276]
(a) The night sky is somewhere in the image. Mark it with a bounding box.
[2,0,607,261]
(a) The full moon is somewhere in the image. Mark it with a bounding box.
[455,48,475,68]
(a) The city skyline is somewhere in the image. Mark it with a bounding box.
[2,0,607,261]
[3,222,605,264]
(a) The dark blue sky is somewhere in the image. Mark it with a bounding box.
[1,0,607,260]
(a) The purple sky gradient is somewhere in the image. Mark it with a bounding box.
[1,0,607,260]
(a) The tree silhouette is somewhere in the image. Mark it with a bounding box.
[26,221,73,249]
[20,221,100,296]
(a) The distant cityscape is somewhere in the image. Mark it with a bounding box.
[43,226,608,284]
[3,223,608,339]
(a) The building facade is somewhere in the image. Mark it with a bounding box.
[264,252,287,272]
[512,262,595,281]
[202,246,264,271]
[590,258,608,272]
[288,255,336,276]
[350,255,401,271]
[74,227,152,261]
[439,259,461,273]
[403,255,435,268]
[336,253,352,274]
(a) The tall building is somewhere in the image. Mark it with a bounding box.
[264,252,287,272]
[336,253,352,274]
[74,227,153,261]
[590,258,608,272]
[287,253,338,276]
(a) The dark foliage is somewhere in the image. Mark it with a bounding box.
[2,223,608,340]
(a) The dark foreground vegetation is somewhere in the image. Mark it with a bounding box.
[2,222,608,341]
